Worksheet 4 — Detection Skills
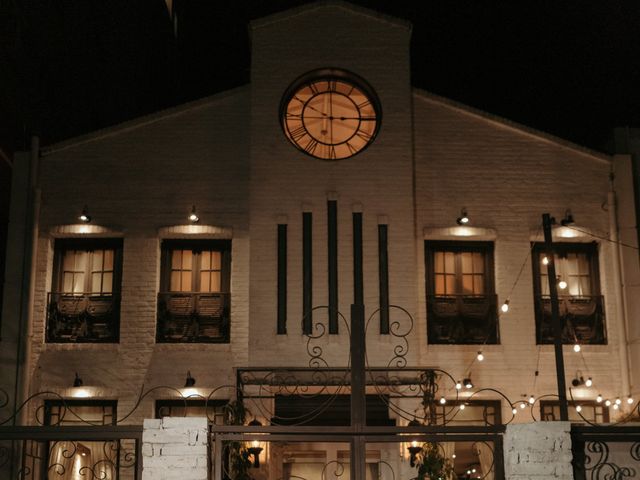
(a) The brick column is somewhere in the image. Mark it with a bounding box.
[142,417,209,480]
[504,421,574,479]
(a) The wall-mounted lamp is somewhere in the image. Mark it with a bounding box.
[79,206,91,223]
[456,208,469,225]
[184,371,196,388]
[73,372,83,388]
[408,440,422,467]
[189,205,199,223]
[560,210,575,226]
[247,418,264,468]
[463,378,473,389]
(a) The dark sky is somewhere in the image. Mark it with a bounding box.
[2,0,640,155]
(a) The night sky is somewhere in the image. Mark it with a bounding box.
[1,0,640,155]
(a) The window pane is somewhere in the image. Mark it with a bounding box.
[210,251,221,270]
[474,275,484,294]
[103,250,114,270]
[473,252,484,273]
[445,274,456,294]
[171,250,182,270]
[91,272,102,293]
[201,250,210,270]
[75,251,87,271]
[200,272,210,292]
[210,272,221,292]
[63,251,75,271]
[580,276,591,296]
[63,273,74,292]
[435,274,445,295]
[181,271,192,291]
[92,250,104,271]
[182,250,192,270]
[102,273,113,293]
[462,275,473,294]
[434,252,444,273]
[460,252,472,273]
[170,271,180,291]
[73,273,85,293]
[444,252,455,273]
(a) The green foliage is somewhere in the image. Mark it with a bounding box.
[415,442,456,480]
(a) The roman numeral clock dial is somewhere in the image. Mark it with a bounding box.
[280,69,382,160]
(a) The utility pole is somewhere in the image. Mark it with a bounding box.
[542,213,569,421]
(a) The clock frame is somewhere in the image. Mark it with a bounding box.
[279,68,382,160]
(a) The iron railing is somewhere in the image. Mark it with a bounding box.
[571,425,640,480]
[156,292,230,343]
[427,294,498,344]
[0,425,142,480]
[46,293,120,343]
[535,295,606,344]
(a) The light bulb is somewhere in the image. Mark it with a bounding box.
[628,396,634,405]
[452,454,456,459]
[596,394,603,403]
[615,398,621,405]
[559,280,568,290]
[613,403,619,410]
[542,256,549,266]
[512,407,517,415]
[529,395,535,404]
[440,397,446,405]
[573,344,581,353]
[472,468,476,473]
[455,381,462,390]
[251,440,260,448]
[520,402,526,409]
[459,403,466,410]
[189,205,199,223]
[575,405,582,413]
[585,377,593,387]
[501,300,510,313]
[605,399,611,407]
[411,440,418,448]
[477,351,484,362]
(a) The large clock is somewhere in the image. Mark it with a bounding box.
[280,68,382,160]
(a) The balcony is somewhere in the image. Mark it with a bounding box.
[427,294,498,344]
[46,293,120,343]
[535,295,606,344]
[156,292,230,343]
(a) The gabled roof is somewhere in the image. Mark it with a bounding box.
[250,0,412,32]
[413,88,611,165]
[41,85,250,156]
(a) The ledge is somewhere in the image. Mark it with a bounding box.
[158,225,233,239]
[423,226,497,240]
[49,224,123,237]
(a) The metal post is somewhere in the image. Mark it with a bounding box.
[542,213,569,421]
[350,303,366,479]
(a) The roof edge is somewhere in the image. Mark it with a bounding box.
[413,88,611,164]
[41,85,250,156]
[250,0,412,32]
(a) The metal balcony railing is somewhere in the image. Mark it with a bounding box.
[534,295,606,344]
[427,294,498,344]
[46,292,120,343]
[156,292,230,343]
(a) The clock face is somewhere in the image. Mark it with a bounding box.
[280,69,381,160]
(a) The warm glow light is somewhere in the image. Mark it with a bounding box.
[501,301,509,313]
[557,227,578,238]
[455,381,462,390]
[411,440,418,448]
[613,403,619,410]
[477,351,484,362]
[459,403,466,410]
[512,407,517,415]
[542,256,549,265]
[182,388,199,398]
[585,377,593,387]
[529,395,535,404]
[520,403,526,409]
[71,388,91,399]
[439,397,446,405]
[628,396,634,405]
[559,280,568,290]
[189,206,199,223]
[573,344,581,353]
[251,440,260,448]
[452,454,456,459]
[615,398,621,405]
[596,394,603,403]
[576,405,582,413]
[605,399,611,407]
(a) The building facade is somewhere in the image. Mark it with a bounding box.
[2,2,640,478]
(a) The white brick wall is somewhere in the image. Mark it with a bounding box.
[142,417,208,480]
[504,421,574,479]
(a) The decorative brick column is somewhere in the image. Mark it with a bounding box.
[142,417,209,480]
[504,421,574,479]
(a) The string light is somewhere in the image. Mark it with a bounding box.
[519,402,526,409]
[585,377,593,387]
[512,407,517,415]
[455,381,462,390]
[605,399,611,407]
[439,397,447,405]
[529,395,535,404]
[501,300,510,313]
[596,394,603,403]
[575,405,582,413]
[627,396,634,405]
[477,351,484,362]
[459,403,466,410]
[542,256,549,265]
[558,279,568,290]
[615,398,621,405]
[613,403,619,410]
[573,344,581,353]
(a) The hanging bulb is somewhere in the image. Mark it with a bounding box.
[501,300,510,313]
[573,344,581,353]
[605,399,611,407]
[519,402,526,409]
[511,407,517,415]
[189,205,199,223]
[452,454,456,459]
[459,403,466,410]
[615,398,621,405]
[575,405,582,413]
[628,396,634,405]
[477,351,484,362]
[78,206,91,223]
[558,279,568,290]
[529,395,535,404]
[613,403,619,410]
[596,394,603,403]
[542,256,549,266]
[455,381,462,390]
[456,208,469,225]
[439,397,446,405]
[585,377,593,388]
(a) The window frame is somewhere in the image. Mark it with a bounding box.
[44,399,118,426]
[539,400,609,423]
[160,239,231,294]
[155,399,227,424]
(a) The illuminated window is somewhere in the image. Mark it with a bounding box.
[425,242,498,344]
[157,240,231,343]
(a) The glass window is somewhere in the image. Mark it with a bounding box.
[540,401,609,423]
